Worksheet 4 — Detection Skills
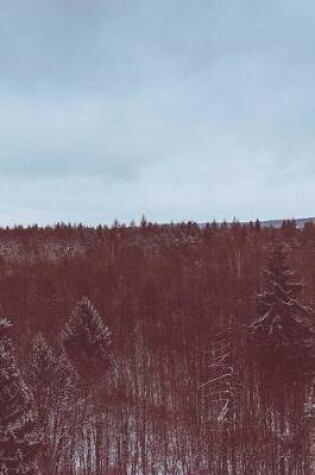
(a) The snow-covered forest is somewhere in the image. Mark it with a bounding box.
[0,219,314,474]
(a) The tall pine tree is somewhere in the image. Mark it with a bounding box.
[28,333,77,474]
[249,242,314,381]
[61,297,111,378]
[0,319,41,475]
[61,298,112,475]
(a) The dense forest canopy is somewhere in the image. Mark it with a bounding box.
[0,219,314,474]
[1,219,313,337]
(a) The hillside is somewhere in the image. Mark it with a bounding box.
[0,221,314,474]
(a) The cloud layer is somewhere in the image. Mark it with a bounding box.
[0,0,315,225]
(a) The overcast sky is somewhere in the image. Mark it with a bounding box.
[0,0,315,225]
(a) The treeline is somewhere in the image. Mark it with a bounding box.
[0,219,314,474]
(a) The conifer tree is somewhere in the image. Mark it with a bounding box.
[29,333,77,416]
[0,319,41,475]
[249,242,314,381]
[28,333,77,474]
[28,334,55,417]
[61,298,112,475]
[61,297,111,377]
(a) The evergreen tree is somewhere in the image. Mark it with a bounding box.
[0,319,41,475]
[249,242,314,381]
[61,297,111,377]
[28,333,77,474]
[29,333,77,418]
[61,299,112,475]
[28,334,55,417]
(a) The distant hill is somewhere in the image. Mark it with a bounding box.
[200,217,315,229]
[259,217,315,228]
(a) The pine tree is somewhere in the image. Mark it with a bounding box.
[28,334,55,417]
[61,299,112,475]
[0,319,41,475]
[29,333,77,417]
[61,297,111,378]
[28,333,78,474]
[249,242,314,381]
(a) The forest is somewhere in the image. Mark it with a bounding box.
[0,219,314,475]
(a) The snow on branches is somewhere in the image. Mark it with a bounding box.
[249,242,314,381]
[61,297,111,378]
[0,319,41,475]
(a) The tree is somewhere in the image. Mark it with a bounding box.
[61,298,112,475]
[0,318,41,475]
[249,242,314,381]
[28,333,77,475]
[248,242,314,474]
[61,297,111,378]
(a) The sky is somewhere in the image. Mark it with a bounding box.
[0,0,315,226]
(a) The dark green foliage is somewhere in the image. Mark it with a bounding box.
[61,297,111,377]
[29,333,77,415]
[28,333,77,474]
[249,242,314,381]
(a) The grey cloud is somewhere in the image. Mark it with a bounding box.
[0,0,315,224]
